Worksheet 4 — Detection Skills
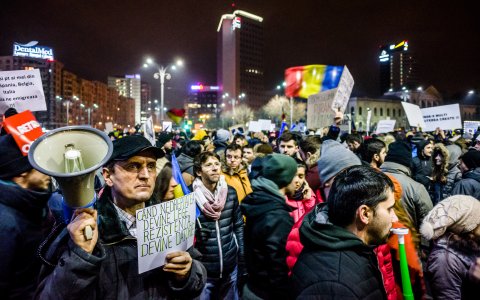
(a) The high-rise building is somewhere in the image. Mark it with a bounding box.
[379,40,418,94]
[185,84,220,126]
[108,74,141,125]
[217,10,265,110]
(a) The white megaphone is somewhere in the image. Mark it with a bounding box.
[28,126,113,240]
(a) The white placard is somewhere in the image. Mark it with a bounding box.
[464,121,480,135]
[258,119,272,131]
[421,104,462,132]
[162,121,173,132]
[136,193,196,274]
[105,122,114,133]
[401,102,425,129]
[307,88,338,129]
[248,121,261,132]
[144,116,155,146]
[0,69,46,114]
[331,66,354,114]
[376,119,396,133]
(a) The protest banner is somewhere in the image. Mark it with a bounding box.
[0,69,46,114]
[248,121,261,132]
[306,88,338,129]
[2,110,43,155]
[136,193,196,274]
[162,121,173,132]
[421,104,461,132]
[331,66,354,114]
[401,102,425,129]
[376,119,396,134]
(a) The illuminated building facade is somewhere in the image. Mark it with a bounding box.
[379,40,418,94]
[217,10,265,110]
[185,84,220,124]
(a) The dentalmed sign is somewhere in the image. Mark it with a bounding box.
[13,41,54,60]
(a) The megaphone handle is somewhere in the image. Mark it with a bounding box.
[84,225,93,240]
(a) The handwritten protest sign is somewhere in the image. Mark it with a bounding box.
[464,121,480,135]
[0,69,46,114]
[307,88,338,129]
[376,119,396,134]
[421,104,461,132]
[331,66,354,114]
[401,102,425,129]
[258,119,273,131]
[136,193,196,274]
[248,121,261,132]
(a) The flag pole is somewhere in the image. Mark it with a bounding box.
[391,228,414,300]
[290,97,293,128]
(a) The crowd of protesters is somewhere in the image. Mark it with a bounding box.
[1,107,480,299]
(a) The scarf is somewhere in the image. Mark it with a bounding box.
[193,175,228,220]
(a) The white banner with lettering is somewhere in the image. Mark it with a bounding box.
[0,69,46,114]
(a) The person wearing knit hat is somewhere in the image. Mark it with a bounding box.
[318,140,361,198]
[0,133,54,299]
[381,141,433,229]
[421,195,480,299]
[241,153,300,299]
[213,129,230,157]
[451,149,480,199]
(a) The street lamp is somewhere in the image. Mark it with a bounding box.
[144,58,184,123]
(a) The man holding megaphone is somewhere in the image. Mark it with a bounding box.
[35,134,206,299]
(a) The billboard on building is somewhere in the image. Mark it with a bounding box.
[13,41,54,60]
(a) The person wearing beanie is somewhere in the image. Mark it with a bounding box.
[420,195,480,300]
[213,129,230,157]
[451,149,480,199]
[0,133,54,299]
[318,140,362,196]
[241,154,299,299]
[155,132,174,173]
[381,141,433,230]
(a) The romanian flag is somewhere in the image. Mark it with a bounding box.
[171,154,201,217]
[166,108,186,125]
[285,65,344,98]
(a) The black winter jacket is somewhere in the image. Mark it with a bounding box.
[291,204,387,300]
[177,153,194,176]
[0,180,53,300]
[451,167,480,199]
[35,187,207,299]
[412,152,433,191]
[241,177,294,299]
[194,185,245,278]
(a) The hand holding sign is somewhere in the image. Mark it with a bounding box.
[163,251,193,280]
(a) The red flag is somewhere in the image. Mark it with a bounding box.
[167,108,186,125]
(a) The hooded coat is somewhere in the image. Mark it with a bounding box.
[0,180,53,299]
[444,144,463,199]
[241,177,294,299]
[451,167,480,199]
[291,204,387,299]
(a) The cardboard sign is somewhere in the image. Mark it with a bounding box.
[136,193,196,274]
[331,66,354,114]
[0,69,46,114]
[401,102,425,129]
[306,88,338,129]
[421,104,462,132]
[2,110,43,155]
[376,120,396,134]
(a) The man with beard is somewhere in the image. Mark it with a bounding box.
[241,154,300,299]
[362,138,387,168]
[292,166,397,299]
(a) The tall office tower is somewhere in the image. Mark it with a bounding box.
[108,74,141,124]
[185,84,220,124]
[140,81,152,123]
[217,10,265,110]
[379,40,418,94]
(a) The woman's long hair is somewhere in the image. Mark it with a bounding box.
[432,143,449,185]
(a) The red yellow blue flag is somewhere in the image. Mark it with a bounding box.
[285,65,344,98]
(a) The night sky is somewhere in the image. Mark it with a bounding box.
[1,0,478,109]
